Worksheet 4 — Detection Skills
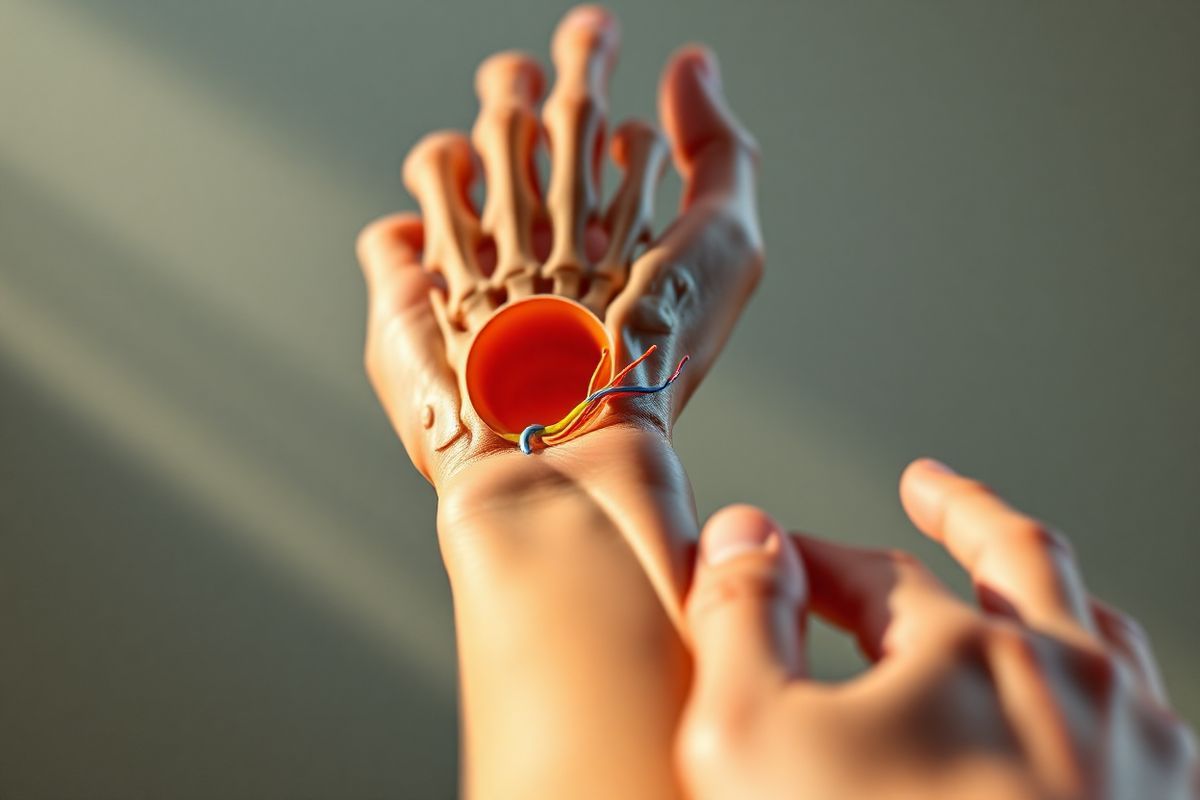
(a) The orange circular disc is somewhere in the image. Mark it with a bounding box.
[465,296,614,439]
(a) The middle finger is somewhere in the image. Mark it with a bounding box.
[472,51,547,301]
[541,5,620,298]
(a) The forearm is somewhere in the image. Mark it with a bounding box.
[437,428,697,799]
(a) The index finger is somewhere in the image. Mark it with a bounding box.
[792,534,972,662]
[900,458,1098,646]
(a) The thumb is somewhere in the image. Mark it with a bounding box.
[685,505,808,718]
[658,45,759,206]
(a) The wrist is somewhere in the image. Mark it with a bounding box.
[431,419,693,800]
[434,419,674,535]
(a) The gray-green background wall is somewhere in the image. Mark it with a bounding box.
[2,1,1197,797]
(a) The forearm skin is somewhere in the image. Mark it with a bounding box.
[437,425,697,800]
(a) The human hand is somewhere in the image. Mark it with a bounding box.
[678,459,1198,800]
[356,4,762,490]
[354,10,761,795]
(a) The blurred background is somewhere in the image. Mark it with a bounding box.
[2,0,1197,797]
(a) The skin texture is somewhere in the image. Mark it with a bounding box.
[356,6,761,797]
[679,459,1200,800]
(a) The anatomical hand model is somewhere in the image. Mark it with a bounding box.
[356,5,760,798]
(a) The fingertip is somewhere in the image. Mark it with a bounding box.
[907,456,958,479]
[688,504,808,686]
[659,44,720,127]
[560,4,615,32]
[553,5,620,63]
[701,504,782,566]
[663,43,719,88]
[658,43,756,171]
[356,213,424,277]
[693,505,806,615]
[899,457,957,540]
[475,50,546,106]
[402,131,476,193]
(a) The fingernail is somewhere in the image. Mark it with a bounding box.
[703,506,778,565]
[920,457,956,476]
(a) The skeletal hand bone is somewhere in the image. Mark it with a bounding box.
[539,7,619,297]
[402,131,494,330]
[472,52,546,301]
[361,5,763,481]
[582,120,669,313]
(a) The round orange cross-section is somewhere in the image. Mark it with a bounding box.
[465,296,614,439]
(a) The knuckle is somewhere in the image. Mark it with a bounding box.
[475,103,538,141]
[940,478,995,525]
[676,200,763,290]
[1009,519,1073,560]
[689,125,760,169]
[1063,641,1125,700]
[709,203,765,273]
[541,256,584,278]
[984,622,1039,666]
[676,709,749,777]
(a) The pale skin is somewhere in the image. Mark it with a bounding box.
[357,5,1197,798]
[357,5,760,798]
[679,459,1200,799]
